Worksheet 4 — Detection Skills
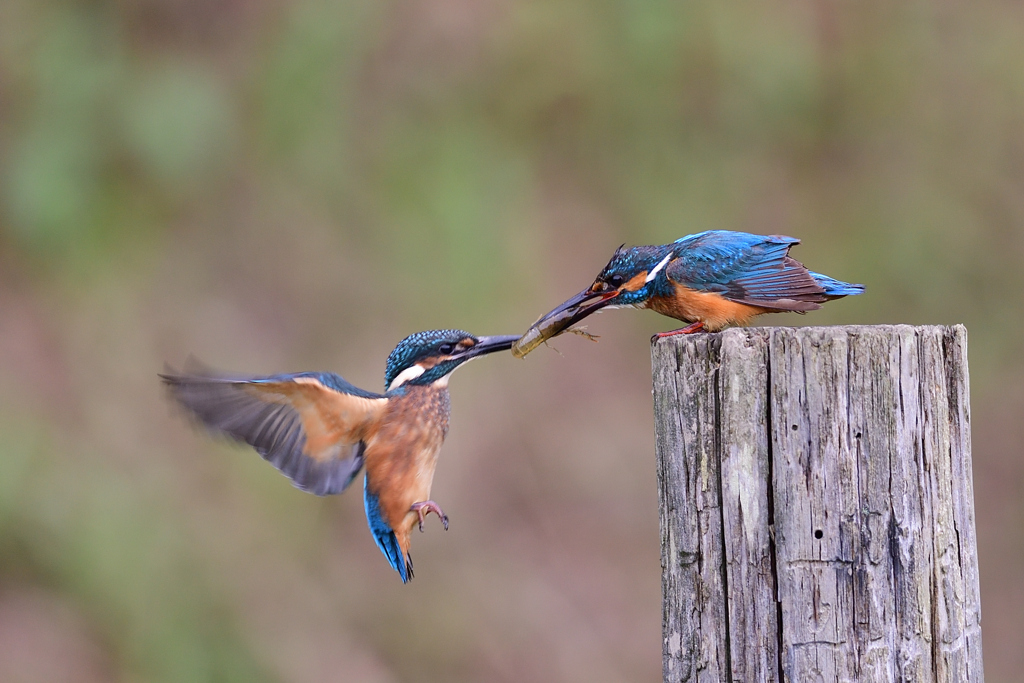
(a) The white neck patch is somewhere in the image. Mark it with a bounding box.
[387,363,425,390]
[645,253,673,283]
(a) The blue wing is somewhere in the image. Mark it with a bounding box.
[162,360,388,496]
[668,231,854,311]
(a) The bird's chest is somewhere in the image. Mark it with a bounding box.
[646,286,702,322]
[364,385,450,500]
[647,283,764,329]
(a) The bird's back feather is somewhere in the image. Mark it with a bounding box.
[667,231,857,312]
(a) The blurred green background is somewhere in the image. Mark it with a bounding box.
[0,1,1022,681]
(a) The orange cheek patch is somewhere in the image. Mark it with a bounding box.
[622,272,649,292]
[416,357,448,370]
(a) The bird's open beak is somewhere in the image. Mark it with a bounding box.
[543,287,621,329]
[461,334,521,359]
[512,288,620,358]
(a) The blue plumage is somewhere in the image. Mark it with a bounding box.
[385,329,474,390]
[665,231,825,305]
[517,230,864,349]
[809,272,866,298]
[594,230,862,311]
[669,231,800,290]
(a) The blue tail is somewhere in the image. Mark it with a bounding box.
[810,272,865,298]
[363,477,411,582]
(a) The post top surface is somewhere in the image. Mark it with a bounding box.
[652,323,967,349]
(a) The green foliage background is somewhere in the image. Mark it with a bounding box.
[1,1,1022,681]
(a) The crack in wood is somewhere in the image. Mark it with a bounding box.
[652,325,983,683]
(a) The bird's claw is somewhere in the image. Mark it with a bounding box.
[411,500,449,532]
[653,321,706,341]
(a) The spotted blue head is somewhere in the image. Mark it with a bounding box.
[384,329,520,391]
[527,244,675,337]
[588,244,676,305]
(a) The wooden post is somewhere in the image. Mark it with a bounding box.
[652,325,983,683]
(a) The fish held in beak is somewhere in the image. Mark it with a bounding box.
[512,288,618,358]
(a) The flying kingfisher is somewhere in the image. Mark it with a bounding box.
[513,230,864,356]
[161,329,518,582]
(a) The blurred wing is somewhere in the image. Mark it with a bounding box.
[162,362,388,496]
[669,231,826,311]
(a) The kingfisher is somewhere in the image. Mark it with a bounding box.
[161,329,518,582]
[513,230,864,356]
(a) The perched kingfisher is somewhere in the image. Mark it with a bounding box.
[513,231,864,355]
[161,329,518,582]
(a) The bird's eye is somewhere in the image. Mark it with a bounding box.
[438,343,455,354]
[608,274,625,288]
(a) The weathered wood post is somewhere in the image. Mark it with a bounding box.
[652,325,983,682]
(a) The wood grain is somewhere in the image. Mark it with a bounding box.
[652,325,983,683]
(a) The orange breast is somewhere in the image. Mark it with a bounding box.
[647,284,768,331]
[363,385,450,543]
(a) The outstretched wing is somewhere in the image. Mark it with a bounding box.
[668,231,827,311]
[161,360,389,496]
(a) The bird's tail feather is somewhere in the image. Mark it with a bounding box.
[363,478,412,582]
[809,272,865,298]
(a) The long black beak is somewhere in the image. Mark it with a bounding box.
[539,287,620,331]
[511,287,620,358]
[461,334,521,359]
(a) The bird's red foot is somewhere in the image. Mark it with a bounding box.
[411,501,449,532]
[653,321,706,340]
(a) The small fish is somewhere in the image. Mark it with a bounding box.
[511,317,558,358]
[511,311,602,358]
